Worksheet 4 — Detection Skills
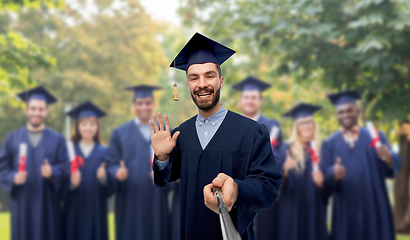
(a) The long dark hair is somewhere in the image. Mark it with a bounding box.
[70,118,102,144]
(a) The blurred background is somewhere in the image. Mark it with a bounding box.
[0,0,409,239]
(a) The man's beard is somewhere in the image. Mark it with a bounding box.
[190,86,221,111]
[28,118,44,128]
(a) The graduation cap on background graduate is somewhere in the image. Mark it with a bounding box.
[283,103,322,120]
[170,32,236,71]
[232,76,271,92]
[65,101,106,120]
[327,90,361,106]
[16,86,57,105]
[124,84,162,100]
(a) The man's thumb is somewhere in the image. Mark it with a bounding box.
[119,161,125,168]
[335,157,341,165]
[44,159,49,165]
[171,131,180,143]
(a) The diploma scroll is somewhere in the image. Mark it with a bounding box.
[18,143,27,172]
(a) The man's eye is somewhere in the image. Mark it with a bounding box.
[208,75,213,78]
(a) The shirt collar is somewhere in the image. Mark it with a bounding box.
[134,117,149,126]
[252,113,261,122]
[196,105,227,126]
[341,124,360,134]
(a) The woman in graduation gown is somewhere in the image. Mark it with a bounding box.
[269,103,328,240]
[62,101,114,240]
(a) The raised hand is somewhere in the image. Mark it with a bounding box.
[97,162,106,180]
[203,173,238,214]
[14,171,27,185]
[71,171,81,186]
[149,112,180,161]
[116,161,128,181]
[283,150,296,177]
[333,157,346,181]
[41,159,53,179]
[311,170,324,188]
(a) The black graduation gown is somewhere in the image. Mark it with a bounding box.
[154,111,283,240]
[320,128,401,240]
[0,127,70,240]
[62,143,114,240]
[105,120,171,240]
[257,114,282,158]
[256,143,328,240]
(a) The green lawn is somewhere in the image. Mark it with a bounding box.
[1,212,409,240]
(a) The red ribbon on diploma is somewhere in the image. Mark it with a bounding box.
[310,148,319,166]
[271,138,278,147]
[369,126,380,148]
[71,156,84,173]
[19,156,26,172]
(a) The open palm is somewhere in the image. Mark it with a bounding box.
[149,112,180,161]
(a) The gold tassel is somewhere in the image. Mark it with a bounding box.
[173,83,178,101]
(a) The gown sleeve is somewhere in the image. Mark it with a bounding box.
[234,124,283,235]
[50,135,71,194]
[0,133,17,197]
[277,143,298,192]
[377,131,402,178]
[153,128,181,187]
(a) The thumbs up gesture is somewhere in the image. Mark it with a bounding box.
[116,161,128,181]
[14,171,27,185]
[333,157,346,181]
[283,150,297,177]
[97,162,106,180]
[41,159,53,179]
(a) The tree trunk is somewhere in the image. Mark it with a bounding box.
[394,123,410,233]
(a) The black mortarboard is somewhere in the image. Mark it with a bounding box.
[124,84,162,100]
[16,86,57,105]
[283,103,322,120]
[232,76,271,92]
[65,101,106,120]
[327,90,361,106]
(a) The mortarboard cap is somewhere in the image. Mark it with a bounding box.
[232,76,271,92]
[170,32,236,71]
[327,90,361,106]
[124,84,162,100]
[16,86,57,105]
[283,103,322,120]
[66,101,106,120]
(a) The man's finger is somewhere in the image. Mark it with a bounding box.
[120,161,125,168]
[286,150,291,157]
[212,173,229,188]
[149,120,155,135]
[171,131,180,144]
[164,114,171,133]
[44,159,49,165]
[336,157,341,165]
[157,112,164,131]
[100,162,105,168]
[151,114,158,133]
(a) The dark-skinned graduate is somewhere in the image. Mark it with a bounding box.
[0,86,70,240]
[150,32,283,240]
[259,103,329,240]
[105,85,173,240]
[62,101,115,240]
[321,90,401,240]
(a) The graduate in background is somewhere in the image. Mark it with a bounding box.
[321,90,401,240]
[151,32,283,240]
[257,103,328,240]
[232,76,283,157]
[0,86,70,240]
[62,101,114,240]
[232,77,284,239]
[105,85,172,240]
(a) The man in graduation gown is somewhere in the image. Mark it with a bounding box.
[0,86,70,240]
[320,90,401,240]
[232,76,283,158]
[150,32,283,240]
[105,85,172,240]
[232,76,283,239]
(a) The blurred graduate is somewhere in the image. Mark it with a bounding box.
[233,76,283,157]
[105,85,172,240]
[62,101,114,240]
[150,32,283,240]
[0,86,70,240]
[257,103,328,240]
[321,90,401,240]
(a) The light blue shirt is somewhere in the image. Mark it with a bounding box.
[135,117,151,142]
[155,105,228,171]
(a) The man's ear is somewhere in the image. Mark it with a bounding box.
[24,105,28,115]
[220,76,224,89]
